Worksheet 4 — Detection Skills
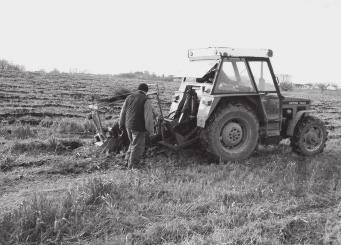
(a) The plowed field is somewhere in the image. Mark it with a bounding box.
[1,71,341,244]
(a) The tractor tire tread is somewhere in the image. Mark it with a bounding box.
[206,102,259,161]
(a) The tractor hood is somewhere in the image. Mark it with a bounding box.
[178,77,213,93]
[282,96,311,105]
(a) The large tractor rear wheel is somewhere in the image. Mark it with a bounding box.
[206,103,259,161]
[291,116,327,155]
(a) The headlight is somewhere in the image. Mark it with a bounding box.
[202,98,212,106]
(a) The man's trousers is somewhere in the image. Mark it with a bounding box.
[125,128,145,168]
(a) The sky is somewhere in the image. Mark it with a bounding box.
[0,0,341,84]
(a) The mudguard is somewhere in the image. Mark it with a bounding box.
[197,96,220,128]
[286,110,314,136]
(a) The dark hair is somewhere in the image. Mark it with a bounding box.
[138,83,148,92]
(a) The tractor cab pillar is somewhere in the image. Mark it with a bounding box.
[247,58,282,139]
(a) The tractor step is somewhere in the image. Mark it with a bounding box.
[267,130,280,136]
[261,135,281,145]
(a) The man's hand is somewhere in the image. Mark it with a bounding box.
[119,127,125,136]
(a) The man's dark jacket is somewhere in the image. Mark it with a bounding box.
[119,91,147,131]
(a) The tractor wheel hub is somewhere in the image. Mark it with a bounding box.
[304,128,322,150]
[221,122,243,147]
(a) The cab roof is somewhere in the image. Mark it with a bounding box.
[188,47,273,61]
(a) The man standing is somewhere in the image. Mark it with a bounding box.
[119,83,149,169]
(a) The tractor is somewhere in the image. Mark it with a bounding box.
[90,47,328,161]
[156,47,327,160]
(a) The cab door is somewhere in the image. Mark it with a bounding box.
[248,60,281,137]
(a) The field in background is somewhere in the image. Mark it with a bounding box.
[1,71,341,244]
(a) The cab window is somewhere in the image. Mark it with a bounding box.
[248,61,276,92]
[214,60,255,93]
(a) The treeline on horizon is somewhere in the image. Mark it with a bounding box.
[115,70,175,81]
[0,59,175,81]
[2,59,337,86]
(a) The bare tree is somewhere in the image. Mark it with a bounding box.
[331,83,339,90]
[280,81,294,91]
[277,74,293,91]
[317,83,328,92]
[277,74,292,84]
[0,59,9,71]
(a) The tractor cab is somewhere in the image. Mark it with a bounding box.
[169,47,283,137]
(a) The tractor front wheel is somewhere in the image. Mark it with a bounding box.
[206,103,259,161]
[291,116,327,155]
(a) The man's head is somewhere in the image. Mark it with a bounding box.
[138,83,148,93]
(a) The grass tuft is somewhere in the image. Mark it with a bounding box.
[0,124,36,140]
[0,177,121,244]
[8,137,83,154]
[13,125,36,139]
[56,118,94,134]
[39,117,54,128]
[0,154,15,172]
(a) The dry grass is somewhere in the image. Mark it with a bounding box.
[39,117,55,128]
[12,124,37,139]
[0,177,120,244]
[56,119,95,135]
[1,148,341,244]
[98,87,131,103]
[0,124,37,140]
[0,137,83,156]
